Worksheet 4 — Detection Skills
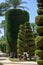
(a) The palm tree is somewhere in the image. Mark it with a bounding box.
[0,2,10,16]
[6,0,29,9]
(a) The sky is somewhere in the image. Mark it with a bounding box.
[0,0,38,37]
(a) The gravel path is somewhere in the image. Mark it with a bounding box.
[0,51,38,65]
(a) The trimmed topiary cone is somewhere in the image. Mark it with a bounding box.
[35,15,43,26]
[37,3,43,8]
[35,0,43,65]
[5,9,29,58]
[36,26,43,36]
[35,36,43,49]
[37,9,43,15]
[37,0,43,3]
[17,22,35,61]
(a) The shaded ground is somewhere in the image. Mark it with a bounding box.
[0,51,37,65]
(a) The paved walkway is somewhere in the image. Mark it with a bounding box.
[0,51,38,65]
[1,62,38,65]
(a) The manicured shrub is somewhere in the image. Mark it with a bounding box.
[35,0,43,65]
[24,22,35,60]
[37,0,43,3]
[36,26,43,36]
[17,22,35,60]
[37,59,43,65]
[5,9,29,58]
[37,9,43,15]
[37,3,43,8]
[35,15,43,26]
[35,50,43,57]
[35,36,43,49]
[17,24,26,60]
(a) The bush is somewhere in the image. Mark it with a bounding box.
[35,15,43,26]
[35,50,43,57]
[35,36,43,49]
[37,9,43,15]
[37,0,43,3]
[37,59,43,65]
[36,26,43,36]
[37,3,43,8]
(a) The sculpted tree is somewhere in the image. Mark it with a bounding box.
[17,24,25,59]
[24,22,35,60]
[35,0,43,65]
[5,0,29,58]
[17,22,35,60]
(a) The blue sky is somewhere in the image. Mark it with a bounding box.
[0,0,38,37]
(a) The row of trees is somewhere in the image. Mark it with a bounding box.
[0,0,38,61]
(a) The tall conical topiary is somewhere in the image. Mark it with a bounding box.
[17,22,35,60]
[35,0,43,65]
[24,22,35,61]
[17,24,25,57]
[5,9,29,58]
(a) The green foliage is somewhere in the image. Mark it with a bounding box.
[36,26,43,36]
[6,0,28,9]
[35,36,43,49]
[35,15,43,26]
[5,9,29,57]
[0,36,7,52]
[37,0,43,3]
[36,0,43,65]
[37,9,43,15]
[37,3,43,8]
[17,22,35,60]
[5,9,29,24]
[30,22,37,38]
[0,2,10,16]
[35,50,43,57]
[37,59,43,65]
[1,20,6,37]
[17,24,25,55]
[24,22,35,60]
